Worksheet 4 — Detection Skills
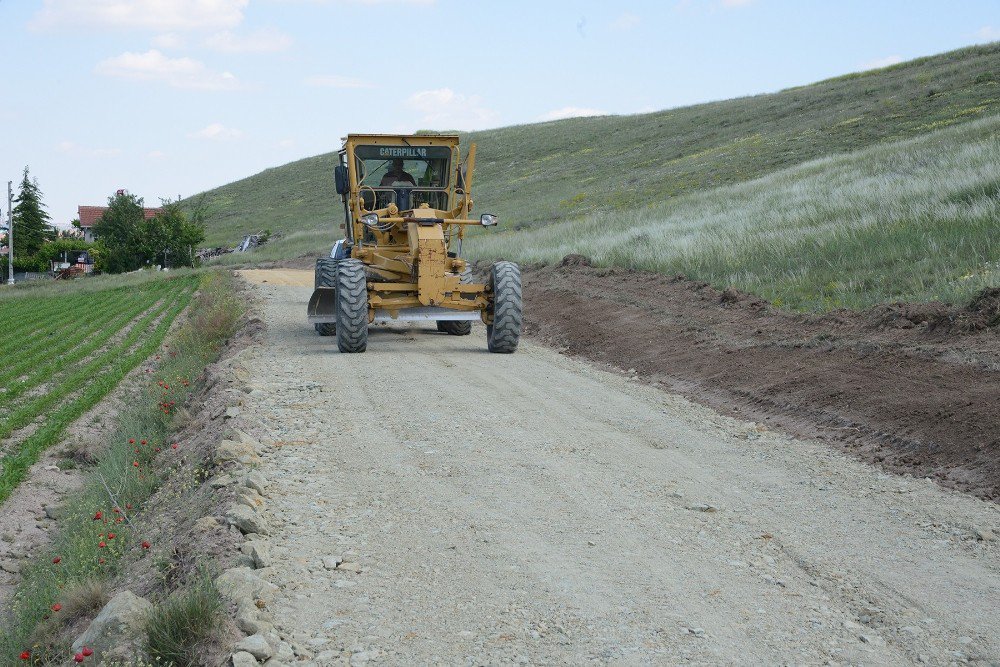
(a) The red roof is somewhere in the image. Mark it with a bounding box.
[78,205,163,228]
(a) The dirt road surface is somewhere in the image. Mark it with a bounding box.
[236,271,999,665]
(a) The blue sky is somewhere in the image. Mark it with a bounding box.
[1,0,997,226]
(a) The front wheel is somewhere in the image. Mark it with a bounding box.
[335,259,369,353]
[486,261,522,353]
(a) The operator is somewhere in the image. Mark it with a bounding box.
[380,159,416,186]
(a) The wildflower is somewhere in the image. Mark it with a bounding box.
[171,443,178,450]
[126,503,133,510]
[140,439,147,445]
[82,648,94,657]
[108,533,116,540]
[98,558,105,564]
[53,556,61,564]
[93,511,102,520]
[73,653,85,663]
[128,439,135,444]
[142,540,151,549]
[133,461,139,468]
[51,603,61,612]
[98,541,106,548]
[19,651,30,660]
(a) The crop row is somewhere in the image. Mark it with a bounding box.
[0,284,192,443]
[0,292,164,406]
[0,281,176,364]
[0,277,197,503]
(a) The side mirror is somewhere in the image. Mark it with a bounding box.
[334,165,349,195]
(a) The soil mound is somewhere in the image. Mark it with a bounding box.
[523,264,1000,501]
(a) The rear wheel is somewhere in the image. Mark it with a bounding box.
[335,259,368,353]
[437,268,473,335]
[438,320,472,336]
[486,261,522,353]
[314,258,338,336]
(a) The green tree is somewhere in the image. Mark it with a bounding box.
[92,193,206,273]
[11,167,55,257]
[143,200,205,268]
[92,190,145,273]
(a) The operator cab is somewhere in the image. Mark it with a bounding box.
[355,144,453,212]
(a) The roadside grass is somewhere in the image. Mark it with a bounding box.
[144,573,223,666]
[0,270,244,665]
[185,43,1000,246]
[467,114,1000,312]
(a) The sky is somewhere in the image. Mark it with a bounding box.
[0,0,997,227]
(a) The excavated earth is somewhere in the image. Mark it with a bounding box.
[520,259,1000,502]
[233,269,999,665]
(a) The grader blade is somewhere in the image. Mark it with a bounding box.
[307,287,337,324]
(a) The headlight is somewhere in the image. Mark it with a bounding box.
[361,213,379,227]
[480,213,498,226]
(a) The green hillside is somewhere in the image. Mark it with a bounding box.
[190,42,1000,253]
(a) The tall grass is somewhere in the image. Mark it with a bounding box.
[467,115,1000,311]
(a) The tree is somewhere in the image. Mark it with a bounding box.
[92,192,206,273]
[92,190,145,273]
[12,167,55,257]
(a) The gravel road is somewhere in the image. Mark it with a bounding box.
[237,271,1000,665]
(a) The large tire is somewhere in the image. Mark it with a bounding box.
[335,259,368,353]
[314,258,338,336]
[486,261,522,353]
[439,320,472,336]
[437,268,473,335]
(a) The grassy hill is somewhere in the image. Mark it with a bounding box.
[191,43,1000,310]
[192,43,999,247]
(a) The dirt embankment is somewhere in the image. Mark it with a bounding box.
[522,259,1000,501]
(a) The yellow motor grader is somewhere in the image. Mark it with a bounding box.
[307,134,521,353]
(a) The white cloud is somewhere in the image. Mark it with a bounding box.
[96,50,240,90]
[152,33,186,49]
[205,28,293,53]
[975,26,1000,41]
[304,74,374,89]
[539,106,607,121]
[56,141,122,158]
[610,12,640,30]
[406,88,498,131]
[860,55,903,70]
[32,0,248,31]
[189,123,243,140]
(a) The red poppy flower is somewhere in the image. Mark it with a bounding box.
[107,533,116,540]
[51,603,61,612]
[140,439,147,445]
[93,511,102,520]
[73,653,84,663]
[132,461,139,467]
[142,540,151,549]
[82,648,93,657]
[98,557,105,564]
[128,438,135,444]
[98,541,106,548]
[171,443,178,449]
[52,556,61,564]
[19,651,30,660]
[126,503,132,510]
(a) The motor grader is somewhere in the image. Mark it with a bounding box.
[307,134,521,353]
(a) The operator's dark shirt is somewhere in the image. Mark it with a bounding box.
[380,171,416,186]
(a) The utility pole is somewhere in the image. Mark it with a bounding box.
[6,181,12,285]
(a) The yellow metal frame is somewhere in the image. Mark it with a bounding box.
[341,134,490,321]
